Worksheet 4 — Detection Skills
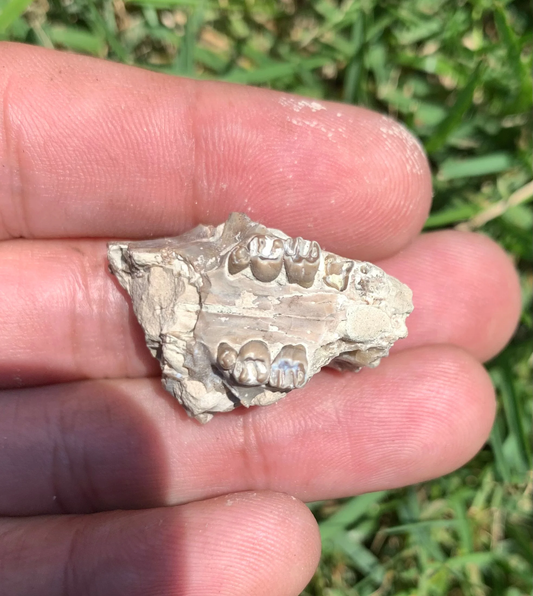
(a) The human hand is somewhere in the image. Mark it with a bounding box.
[0,42,521,595]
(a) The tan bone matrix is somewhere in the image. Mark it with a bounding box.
[108,213,413,423]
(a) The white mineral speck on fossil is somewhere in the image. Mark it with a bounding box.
[108,213,413,423]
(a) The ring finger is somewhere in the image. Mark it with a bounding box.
[0,345,495,516]
[0,491,320,596]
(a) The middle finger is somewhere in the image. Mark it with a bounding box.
[0,230,520,388]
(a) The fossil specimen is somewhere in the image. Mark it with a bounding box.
[108,213,413,423]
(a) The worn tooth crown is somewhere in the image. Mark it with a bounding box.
[324,254,354,291]
[232,340,271,386]
[217,342,238,370]
[227,245,250,275]
[248,234,285,282]
[270,344,308,389]
[284,237,321,288]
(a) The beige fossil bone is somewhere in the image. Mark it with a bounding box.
[108,212,413,423]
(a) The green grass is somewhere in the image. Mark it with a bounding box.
[1,0,531,594]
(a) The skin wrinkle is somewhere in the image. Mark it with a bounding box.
[263,371,409,492]
[239,410,272,490]
[192,83,213,221]
[247,350,484,488]
[54,400,84,513]
[195,95,263,219]
[63,522,87,596]
[49,406,70,516]
[69,248,92,382]
[118,283,138,380]
[0,71,28,239]
[386,230,521,360]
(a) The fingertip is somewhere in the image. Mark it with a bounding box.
[0,491,321,596]
[382,230,522,361]
[359,113,433,254]
[397,344,496,476]
[455,230,522,361]
[176,490,321,596]
[200,96,433,260]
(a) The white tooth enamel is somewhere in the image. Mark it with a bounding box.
[284,236,321,288]
[270,344,308,390]
[232,340,271,386]
[217,342,238,370]
[248,234,284,282]
[227,244,250,275]
[324,255,353,291]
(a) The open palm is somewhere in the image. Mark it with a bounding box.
[0,43,521,595]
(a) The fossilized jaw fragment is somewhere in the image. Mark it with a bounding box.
[284,237,321,288]
[107,212,413,423]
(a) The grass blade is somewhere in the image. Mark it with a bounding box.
[492,363,532,474]
[425,63,482,154]
[342,13,365,104]
[0,0,33,33]
[439,152,517,180]
[319,492,388,543]
[43,25,106,56]
[222,56,329,85]
[424,204,478,228]
[490,416,512,483]
[494,5,532,110]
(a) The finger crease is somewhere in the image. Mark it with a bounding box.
[240,414,272,488]
[189,83,203,221]
[63,522,87,596]
[1,72,30,239]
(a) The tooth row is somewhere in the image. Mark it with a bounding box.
[227,234,321,287]
[217,341,308,390]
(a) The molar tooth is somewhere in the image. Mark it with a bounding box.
[248,235,285,282]
[233,340,271,386]
[227,244,250,275]
[324,254,354,291]
[269,344,308,390]
[217,342,238,371]
[283,237,321,288]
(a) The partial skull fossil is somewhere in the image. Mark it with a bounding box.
[108,213,413,423]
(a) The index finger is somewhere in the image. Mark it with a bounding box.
[0,42,431,260]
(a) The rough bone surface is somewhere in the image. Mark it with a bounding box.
[108,213,413,423]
